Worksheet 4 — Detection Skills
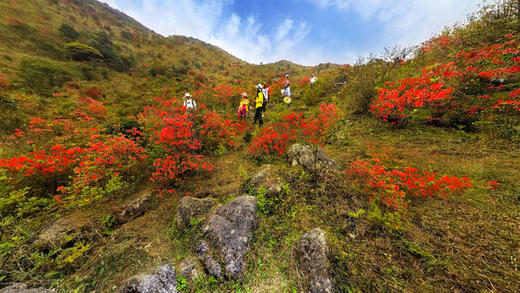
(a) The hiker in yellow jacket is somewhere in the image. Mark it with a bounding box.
[253,84,264,126]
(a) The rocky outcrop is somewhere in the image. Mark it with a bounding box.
[0,283,53,293]
[119,264,177,293]
[287,144,339,176]
[176,196,216,229]
[297,228,334,293]
[35,214,94,249]
[242,167,282,196]
[202,196,257,279]
[177,257,203,281]
[196,240,222,279]
[114,190,154,225]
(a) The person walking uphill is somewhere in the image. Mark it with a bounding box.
[283,75,291,108]
[284,75,291,98]
[238,92,249,121]
[183,92,197,110]
[253,84,264,126]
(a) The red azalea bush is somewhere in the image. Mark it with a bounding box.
[371,34,520,127]
[1,135,147,207]
[56,137,147,206]
[346,154,472,209]
[249,103,342,156]
[299,77,310,86]
[138,97,244,196]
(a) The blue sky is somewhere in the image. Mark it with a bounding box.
[99,0,484,65]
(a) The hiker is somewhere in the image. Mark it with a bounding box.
[283,75,291,108]
[262,82,269,114]
[183,92,197,110]
[284,75,291,99]
[253,84,264,126]
[310,75,317,84]
[238,92,249,121]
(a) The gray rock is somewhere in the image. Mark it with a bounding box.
[119,264,177,293]
[114,190,154,225]
[286,144,339,176]
[202,196,257,279]
[196,240,222,279]
[0,283,53,293]
[242,167,282,196]
[35,214,93,249]
[177,257,203,281]
[176,197,216,229]
[297,228,334,293]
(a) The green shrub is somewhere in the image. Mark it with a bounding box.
[18,57,76,96]
[59,24,79,40]
[120,30,133,40]
[88,32,133,72]
[65,42,103,61]
[340,59,385,114]
[301,79,330,106]
[0,170,49,217]
[148,64,169,77]
[0,95,23,134]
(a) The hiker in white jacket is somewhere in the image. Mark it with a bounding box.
[183,92,197,110]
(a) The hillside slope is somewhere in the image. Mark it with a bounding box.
[1,1,520,293]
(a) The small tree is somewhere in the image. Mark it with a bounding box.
[59,24,79,40]
[65,42,103,61]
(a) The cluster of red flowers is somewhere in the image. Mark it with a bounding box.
[82,88,103,99]
[0,145,83,177]
[75,96,107,120]
[249,104,342,155]
[213,84,245,104]
[346,154,472,208]
[371,77,454,123]
[298,77,310,86]
[139,97,243,197]
[372,34,520,125]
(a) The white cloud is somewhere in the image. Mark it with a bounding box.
[98,0,482,66]
[99,0,313,65]
[308,0,482,47]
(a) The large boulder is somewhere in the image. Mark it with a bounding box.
[242,167,282,196]
[286,144,339,176]
[0,283,53,293]
[114,190,154,225]
[35,214,94,249]
[297,228,334,293]
[195,240,222,279]
[202,196,257,279]
[176,196,216,229]
[119,264,177,293]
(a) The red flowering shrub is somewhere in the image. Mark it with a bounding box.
[56,137,147,206]
[372,34,520,127]
[249,112,303,155]
[76,96,107,120]
[1,133,146,207]
[249,104,342,156]
[488,180,500,190]
[299,77,310,86]
[139,97,243,196]
[346,154,472,209]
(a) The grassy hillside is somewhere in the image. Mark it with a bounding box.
[1,0,520,292]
